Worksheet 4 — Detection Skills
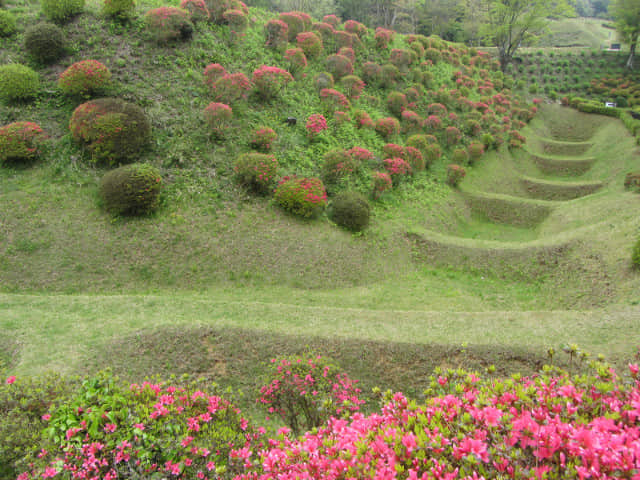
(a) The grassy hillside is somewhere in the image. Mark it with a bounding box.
[539,17,617,49]
[1,0,639,409]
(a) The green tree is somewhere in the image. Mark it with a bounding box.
[609,0,640,69]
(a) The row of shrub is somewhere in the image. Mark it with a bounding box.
[2,352,640,480]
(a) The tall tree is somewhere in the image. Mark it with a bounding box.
[480,0,573,71]
[609,0,640,69]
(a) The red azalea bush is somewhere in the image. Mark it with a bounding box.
[372,170,392,198]
[284,48,307,77]
[18,371,262,480]
[203,101,232,138]
[180,0,209,22]
[428,102,448,115]
[352,109,374,129]
[374,27,394,49]
[347,146,374,163]
[383,157,412,184]
[202,63,227,89]
[404,146,425,172]
[322,14,340,27]
[274,176,327,218]
[451,147,468,164]
[249,126,277,151]
[424,114,442,130]
[361,61,382,87]
[343,19,366,37]
[235,361,640,480]
[252,66,293,100]
[333,30,359,50]
[446,163,466,186]
[312,22,334,43]
[337,47,355,63]
[401,109,422,132]
[423,143,442,167]
[380,64,400,89]
[390,48,414,71]
[313,72,334,92]
[264,18,288,49]
[223,8,248,35]
[296,31,323,59]
[305,113,327,139]
[209,72,251,103]
[325,54,353,81]
[234,152,279,194]
[333,110,350,126]
[383,143,404,158]
[319,88,350,111]
[0,121,47,165]
[375,117,400,139]
[58,60,111,97]
[321,148,359,186]
[144,6,193,43]
[509,130,526,149]
[278,11,308,42]
[340,74,365,99]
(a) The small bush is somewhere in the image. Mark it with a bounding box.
[100,163,163,215]
[284,48,307,77]
[390,48,414,71]
[0,64,40,103]
[383,157,411,184]
[383,143,404,158]
[446,163,466,187]
[249,126,277,151]
[361,62,382,87]
[319,88,350,112]
[445,125,462,146]
[380,64,399,89]
[145,6,193,43]
[374,117,400,139]
[305,113,328,140]
[423,143,442,167]
[274,176,327,218]
[58,60,111,97]
[223,8,247,34]
[337,46,355,63]
[264,18,288,49]
[451,147,468,164]
[352,109,374,129]
[404,146,425,171]
[374,27,394,49]
[258,353,363,436]
[103,0,135,20]
[330,191,370,232]
[210,72,251,104]
[24,23,67,64]
[387,91,408,117]
[468,142,484,164]
[203,101,232,138]
[0,10,17,37]
[41,0,84,23]
[321,148,357,186]
[313,71,334,92]
[69,98,151,165]
[333,30,359,50]
[372,171,392,198]
[234,152,278,194]
[180,0,209,22]
[252,65,293,100]
[633,238,640,268]
[0,121,47,166]
[296,31,323,59]
[202,63,226,88]
[325,54,353,81]
[279,11,308,41]
[322,14,340,27]
[343,19,366,38]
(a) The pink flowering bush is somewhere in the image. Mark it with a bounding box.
[352,109,374,129]
[223,9,248,40]
[337,46,355,63]
[19,371,262,480]
[384,157,412,184]
[305,113,328,140]
[468,142,485,164]
[313,71,334,91]
[58,60,111,97]
[208,72,251,104]
[339,74,365,99]
[321,148,359,186]
[404,146,425,172]
[387,91,408,117]
[333,30,359,50]
[361,61,382,87]
[0,121,47,165]
[258,353,364,436]
[144,6,193,43]
[372,171,393,198]
[264,18,288,49]
[203,101,232,138]
[319,88,350,111]
[509,129,526,149]
[236,361,640,480]
[202,63,227,89]
[374,27,394,49]
[424,114,442,130]
[423,143,442,167]
[390,48,414,71]
[347,146,374,163]
[278,11,309,42]
[383,143,404,159]
[296,31,322,59]
[322,13,340,27]
[284,48,307,77]
[401,109,422,132]
[325,54,353,81]
[180,0,209,22]
[446,163,466,186]
[375,117,400,139]
[343,19,367,38]
[333,110,350,126]
[252,65,293,101]
[234,152,279,194]
[274,176,327,218]
[249,126,277,151]
[445,125,462,146]
[451,147,469,164]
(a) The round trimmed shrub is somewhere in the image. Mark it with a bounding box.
[296,31,323,59]
[41,0,84,23]
[325,54,353,81]
[446,163,466,187]
[252,65,293,101]
[234,152,278,194]
[313,71,333,92]
[340,75,364,99]
[100,163,162,215]
[103,0,135,20]
[330,191,370,232]
[274,176,327,218]
[24,23,67,64]
[321,148,357,186]
[69,98,151,165]
[0,10,17,37]
[180,0,209,23]
[380,64,399,89]
[264,18,288,49]
[209,72,251,104]
[203,101,232,138]
[361,62,382,87]
[145,6,193,43]
[284,48,307,77]
[279,11,307,42]
[387,91,408,117]
[223,8,248,33]
[58,60,111,97]
[0,121,47,166]
[374,117,400,139]
[451,147,468,164]
[249,127,277,151]
[0,64,40,103]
